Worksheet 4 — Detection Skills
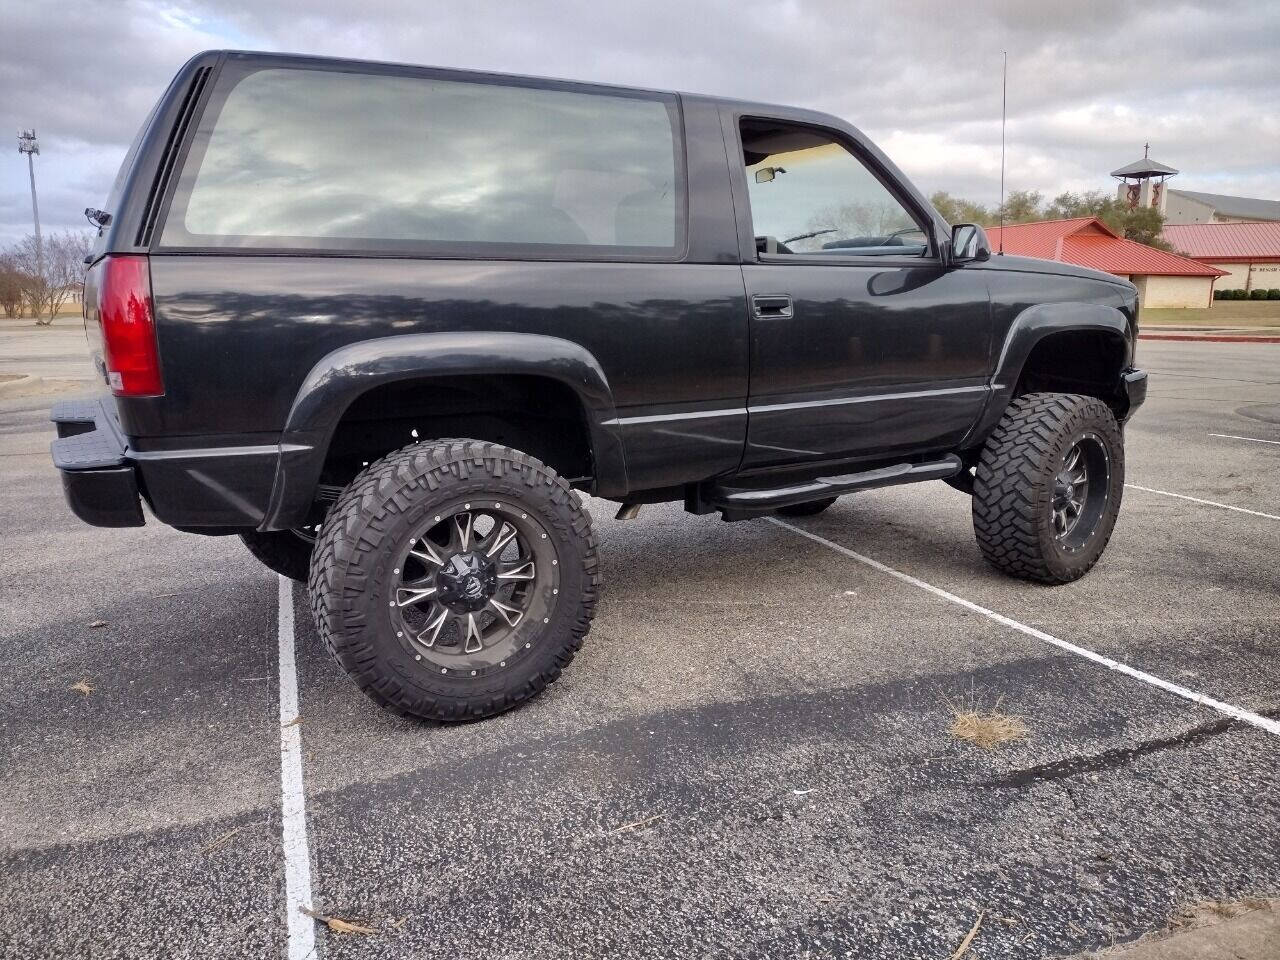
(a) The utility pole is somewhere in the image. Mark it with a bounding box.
[17,130,43,270]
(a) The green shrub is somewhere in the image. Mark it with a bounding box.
[1249,288,1269,300]
[1213,289,1225,300]
[1267,288,1280,300]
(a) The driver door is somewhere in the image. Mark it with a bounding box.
[729,115,992,470]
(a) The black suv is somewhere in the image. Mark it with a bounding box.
[54,51,1147,721]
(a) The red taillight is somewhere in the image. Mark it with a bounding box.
[99,255,163,397]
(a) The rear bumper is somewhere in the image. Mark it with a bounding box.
[50,397,281,530]
[1121,366,1148,422]
[50,397,146,527]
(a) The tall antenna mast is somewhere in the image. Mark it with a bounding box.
[998,51,1007,255]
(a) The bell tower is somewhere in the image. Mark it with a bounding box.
[1111,144,1178,213]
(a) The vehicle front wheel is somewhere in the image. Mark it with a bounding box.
[240,529,314,582]
[972,392,1124,584]
[308,439,600,721]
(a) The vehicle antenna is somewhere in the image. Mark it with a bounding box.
[998,51,1007,255]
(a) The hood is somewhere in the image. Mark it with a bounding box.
[983,254,1136,291]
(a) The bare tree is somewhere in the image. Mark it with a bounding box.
[797,200,917,251]
[9,231,92,324]
[0,253,25,318]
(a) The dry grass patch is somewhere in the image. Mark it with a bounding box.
[947,700,1028,750]
[1170,898,1273,930]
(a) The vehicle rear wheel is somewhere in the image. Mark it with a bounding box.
[308,439,600,721]
[240,529,314,582]
[972,392,1123,584]
[775,496,838,517]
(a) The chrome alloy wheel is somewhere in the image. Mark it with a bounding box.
[388,502,558,675]
[1051,433,1110,551]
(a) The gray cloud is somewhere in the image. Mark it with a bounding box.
[2,0,1277,245]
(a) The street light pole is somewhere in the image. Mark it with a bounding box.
[17,130,42,269]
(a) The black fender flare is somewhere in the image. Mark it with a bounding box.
[963,301,1132,448]
[262,332,627,530]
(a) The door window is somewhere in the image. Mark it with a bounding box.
[741,119,928,258]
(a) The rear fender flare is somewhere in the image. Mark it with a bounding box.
[262,332,626,530]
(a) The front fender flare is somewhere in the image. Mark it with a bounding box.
[262,332,627,530]
[963,301,1131,448]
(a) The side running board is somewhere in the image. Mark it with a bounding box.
[706,454,964,515]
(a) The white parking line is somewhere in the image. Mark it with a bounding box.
[277,574,316,960]
[768,517,1280,739]
[1209,433,1280,446]
[1125,483,1280,521]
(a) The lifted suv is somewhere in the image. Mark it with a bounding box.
[55,51,1146,721]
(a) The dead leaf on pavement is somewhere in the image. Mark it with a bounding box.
[70,680,94,695]
[88,620,108,628]
[950,910,985,959]
[606,813,664,835]
[301,906,377,935]
[200,827,244,854]
[282,714,303,728]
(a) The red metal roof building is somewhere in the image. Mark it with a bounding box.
[984,218,1225,309]
[1163,222,1280,293]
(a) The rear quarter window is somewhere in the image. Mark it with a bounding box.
[160,66,684,258]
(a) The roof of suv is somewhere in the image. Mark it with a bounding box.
[209,49,834,124]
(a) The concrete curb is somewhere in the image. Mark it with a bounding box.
[0,374,41,396]
[1139,334,1280,343]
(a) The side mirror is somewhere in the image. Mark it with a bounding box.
[948,223,991,264]
[754,166,786,184]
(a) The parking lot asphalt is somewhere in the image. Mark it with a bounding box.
[1,340,1277,959]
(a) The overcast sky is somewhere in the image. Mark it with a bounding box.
[2,0,1277,246]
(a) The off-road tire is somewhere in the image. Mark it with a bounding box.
[776,497,839,517]
[973,392,1124,584]
[308,439,600,721]
[240,530,313,582]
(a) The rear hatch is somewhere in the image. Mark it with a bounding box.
[82,258,107,386]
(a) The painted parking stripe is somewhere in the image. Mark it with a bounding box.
[1125,483,1280,522]
[277,574,316,960]
[768,517,1280,739]
[1209,433,1280,446]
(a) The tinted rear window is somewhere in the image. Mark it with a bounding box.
[161,67,682,255]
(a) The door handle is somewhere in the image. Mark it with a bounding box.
[751,294,793,319]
